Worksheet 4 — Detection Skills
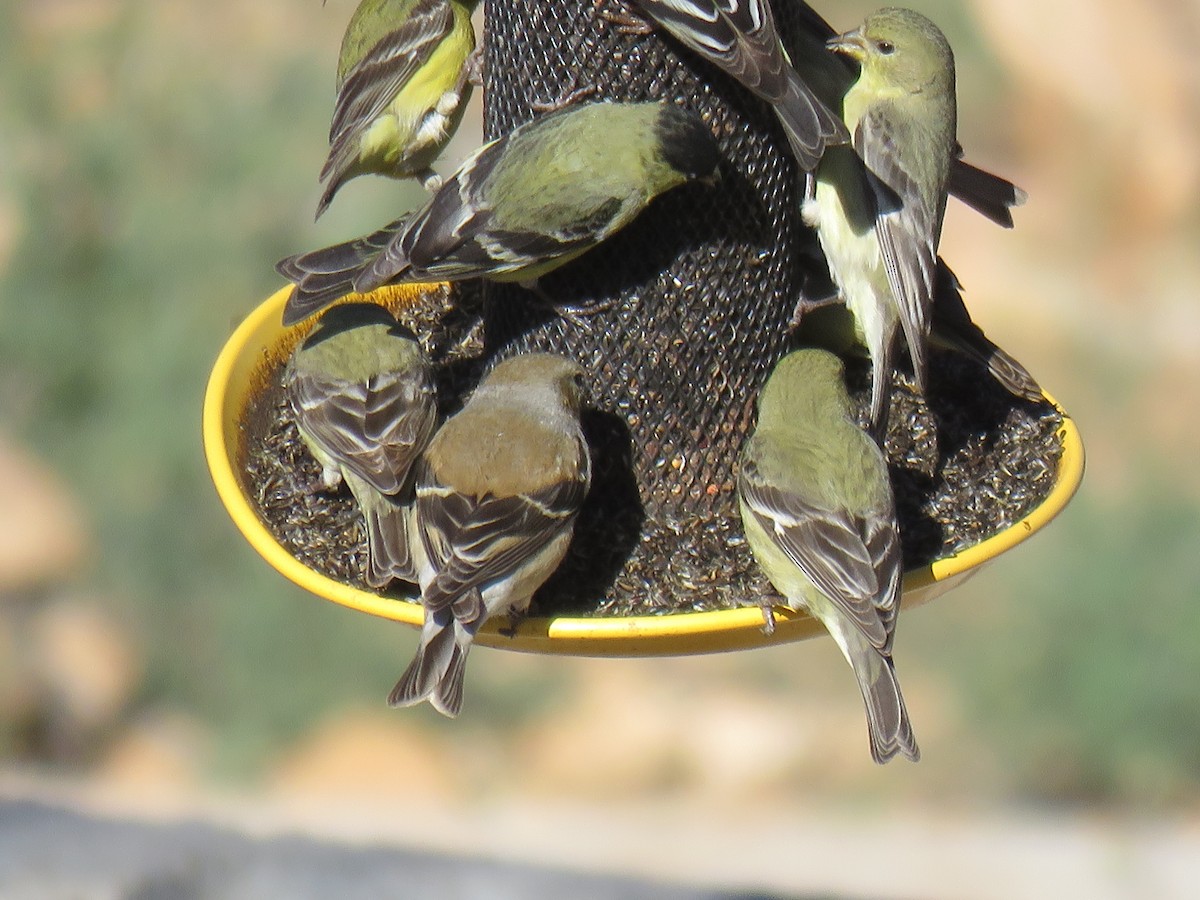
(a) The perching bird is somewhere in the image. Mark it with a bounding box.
[801,8,957,437]
[390,353,591,717]
[316,0,481,219]
[739,348,918,764]
[623,0,850,173]
[604,0,1023,226]
[782,0,1025,227]
[279,100,721,325]
[283,302,438,587]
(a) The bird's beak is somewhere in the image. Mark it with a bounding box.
[826,28,869,61]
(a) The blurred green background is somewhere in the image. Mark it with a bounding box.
[1,0,1198,828]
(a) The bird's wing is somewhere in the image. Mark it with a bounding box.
[322,0,455,180]
[286,363,437,495]
[636,0,789,98]
[857,107,939,392]
[417,452,589,617]
[352,136,506,291]
[278,217,411,325]
[473,196,626,266]
[740,457,902,651]
[355,137,628,287]
[634,0,848,166]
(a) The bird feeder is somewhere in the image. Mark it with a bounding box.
[204,0,1084,657]
[203,284,1083,657]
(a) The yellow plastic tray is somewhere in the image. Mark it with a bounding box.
[204,285,1085,657]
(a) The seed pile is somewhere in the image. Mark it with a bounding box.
[239,323,1063,618]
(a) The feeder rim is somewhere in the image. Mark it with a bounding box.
[203,284,1085,657]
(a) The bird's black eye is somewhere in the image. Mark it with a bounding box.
[876,40,895,55]
[572,372,586,390]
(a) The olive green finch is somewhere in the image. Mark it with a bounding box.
[280,100,720,325]
[801,7,957,436]
[284,302,438,586]
[740,349,918,764]
[609,0,1024,225]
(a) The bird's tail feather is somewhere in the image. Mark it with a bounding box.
[824,614,919,764]
[276,217,409,326]
[940,324,1043,403]
[436,635,470,718]
[984,344,1043,403]
[364,503,417,588]
[948,159,1027,230]
[855,647,920,764]
[932,261,1043,402]
[388,613,473,718]
[867,328,895,443]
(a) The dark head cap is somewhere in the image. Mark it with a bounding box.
[655,105,720,181]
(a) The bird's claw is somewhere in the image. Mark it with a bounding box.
[786,303,804,332]
[555,295,621,329]
[418,169,443,192]
[301,477,337,498]
[530,82,598,115]
[787,284,842,330]
[759,603,777,637]
[498,610,526,638]
[594,0,654,35]
[463,47,485,87]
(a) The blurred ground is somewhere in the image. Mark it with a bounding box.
[3,774,1199,899]
[1,0,1199,895]
[0,795,757,900]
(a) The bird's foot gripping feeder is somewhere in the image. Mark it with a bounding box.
[205,0,1083,658]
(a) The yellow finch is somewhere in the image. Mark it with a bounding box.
[316,0,481,219]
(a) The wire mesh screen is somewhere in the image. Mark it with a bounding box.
[479,0,823,611]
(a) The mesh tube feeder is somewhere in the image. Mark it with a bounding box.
[203,1,1085,656]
